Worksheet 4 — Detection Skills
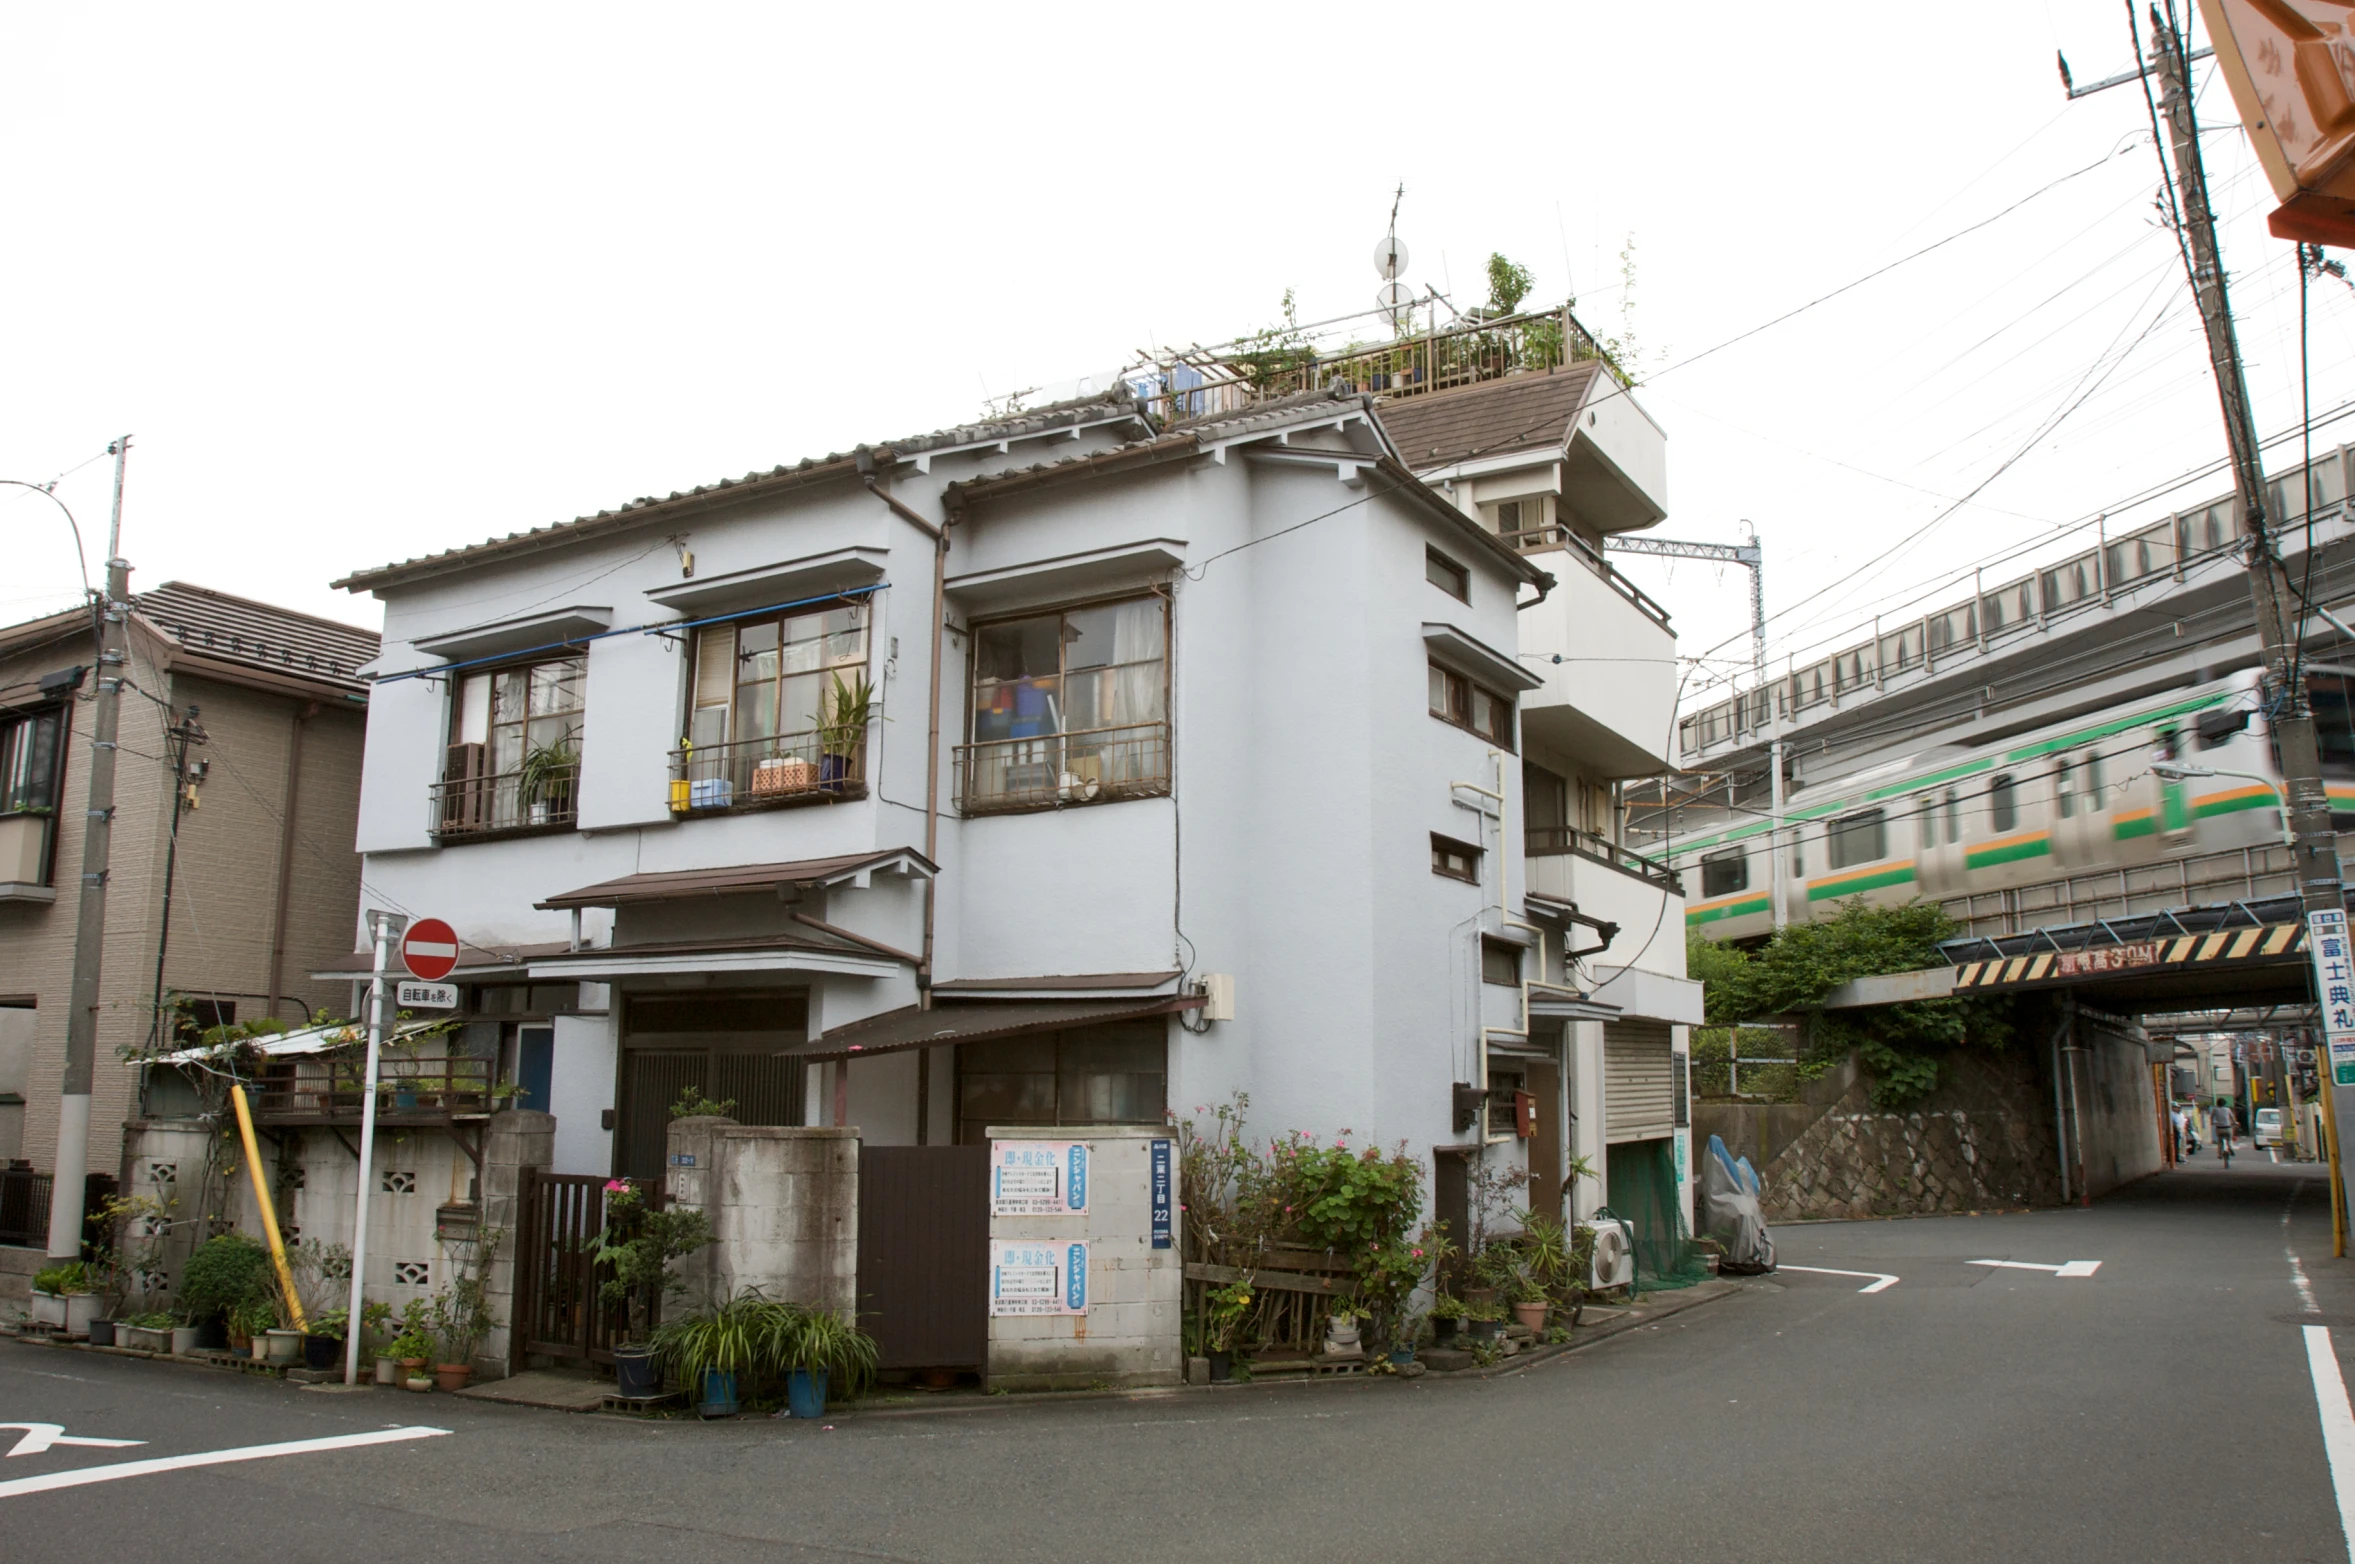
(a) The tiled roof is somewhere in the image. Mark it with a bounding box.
[136,582,379,692]
[1373,362,1603,470]
[333,390,1152,594]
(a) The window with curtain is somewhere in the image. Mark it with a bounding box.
[962,595,1169,810]
[0,709,62,815]
[672,603,871,809]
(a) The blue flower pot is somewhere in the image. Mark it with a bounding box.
[1388,1346,1416,1367]
[786,1367,829,1419]
[698,1369,739,1418]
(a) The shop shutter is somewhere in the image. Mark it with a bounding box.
[1604,1020,1675,1143]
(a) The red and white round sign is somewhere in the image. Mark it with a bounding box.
[400,917,461,982]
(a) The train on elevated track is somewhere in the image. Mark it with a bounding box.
[1661,667,2355,943]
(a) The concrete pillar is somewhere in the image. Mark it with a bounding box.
[666,1117,858,1314]
[478,1109,554,1380]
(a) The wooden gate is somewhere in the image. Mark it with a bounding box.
[856,1146,988,1373]
[513,1168,665,1369]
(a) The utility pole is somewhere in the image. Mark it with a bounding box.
[46,437,131,1261]
[148,704,206,1050]
[2143,9,2352,1240]
[1605,528,1786,925]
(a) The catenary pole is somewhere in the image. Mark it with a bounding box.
[46,437,131,1261]
[2144,10,2351,1239]
[344,910,404,1384]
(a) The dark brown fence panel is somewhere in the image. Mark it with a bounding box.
[619,1052,706,1183]
[0,1169,53,1248]
[514,1170,663,1367]
[857,1146,988,1372]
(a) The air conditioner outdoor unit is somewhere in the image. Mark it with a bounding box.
[1588,1215,1635,1291]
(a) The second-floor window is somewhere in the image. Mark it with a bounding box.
[0,708,64,889]
[959,595,1169,813]
[675,603,871,810]
[1429,663,1515,749]
[437,656,584,837]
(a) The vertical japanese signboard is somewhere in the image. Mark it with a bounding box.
[2308,908,2355,1086]
[990,1241,1089,1315]
[1149,1139,1173,1249]
[991,1141,1089,1215]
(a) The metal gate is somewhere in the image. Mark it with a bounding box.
[856,1146,988,1373]
[513,1168,664,1369]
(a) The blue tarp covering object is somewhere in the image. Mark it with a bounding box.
[1702,1134,1777,1274]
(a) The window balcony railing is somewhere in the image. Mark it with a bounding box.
[429,762,578,840]
[1526,825,1680,893]
[955,722,1171,815]
[668,728,866,815]
[252,1053,497,1122]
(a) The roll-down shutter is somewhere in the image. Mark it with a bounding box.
[1604,1020,1675,1143]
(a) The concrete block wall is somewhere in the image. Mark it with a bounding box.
[665,1118,858,1315]
[479,1110,553,1378]
[987,1125,1181,1393]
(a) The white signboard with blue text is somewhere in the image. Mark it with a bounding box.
[990,1140,1089,1216]
[2310,908,2355,1086]
[990,1240,1090,1315]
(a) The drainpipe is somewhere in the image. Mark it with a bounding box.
[855,449,953,1019]
[265,700,317,1022]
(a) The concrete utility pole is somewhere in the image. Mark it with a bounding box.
[46,437,131,1261]
[2144,12,2352,1238]
[1605,529,1787,925]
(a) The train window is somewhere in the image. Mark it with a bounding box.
[1827,809,1887,871]
[2084,750,2104,809]
[2055,758,2076,819]
[2196,707,2249,749]
[1918,800,1937,852]
[2312,677,2355,767]
[2155,726,2180,762]
[1989,774,2017,832]
[1945,789,1961,843]
[1701,848,1749,897]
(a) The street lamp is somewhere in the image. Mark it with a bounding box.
[2150,760,2293,850]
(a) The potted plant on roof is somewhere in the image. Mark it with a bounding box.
[589,1179,713,1400]
[816,673,873,793]
[517,736,579,826]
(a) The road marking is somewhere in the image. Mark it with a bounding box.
[1777,1265,1899,1293]
[2304,1326,2355,1564]
[0,1424,144,1458]
[1967,1259,2101,1278]
[0,1426,448,1500]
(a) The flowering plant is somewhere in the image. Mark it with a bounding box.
[587,1178,714,1345]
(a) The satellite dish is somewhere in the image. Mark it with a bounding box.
[1373,236,1409,279]
[1375,281,1413,312]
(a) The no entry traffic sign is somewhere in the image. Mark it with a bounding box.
[400,918,460,983]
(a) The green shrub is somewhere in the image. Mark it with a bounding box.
[33,1262,90,1294]
[176,1234,272,1321]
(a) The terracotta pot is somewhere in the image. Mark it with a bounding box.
[1513,1301,1549,1334]
[433,1363,473,1393]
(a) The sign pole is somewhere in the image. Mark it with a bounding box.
[344,909,405,1385]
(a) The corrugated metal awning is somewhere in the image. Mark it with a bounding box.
[537,848,937,910]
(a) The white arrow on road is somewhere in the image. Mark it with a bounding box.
[0,1424,145,1458]
[1969,1259,2102,1278]
[1777,1264,1900,1293]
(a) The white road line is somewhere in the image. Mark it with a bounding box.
[1967,1259,2102,1278]
[0,1424,143,1458]
[2305,1326,2355,1564]
[0,1426,448,1500]
[1777,1264,1899,1293]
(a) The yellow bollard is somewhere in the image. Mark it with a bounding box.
[230,1084,307,1332]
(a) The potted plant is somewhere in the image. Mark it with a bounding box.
[30,1261,100,1338]
[1427,1293,1466,1347]
[426,1227,501,1392]
[180,1233,269,1352]
[517,737,579,826]
[117,1310,175,1353]
[305,1307,349,1371]
[588,1179,713,1400]
[816,672,873,791]
[1202,1278,1254,1383]
[1510,1284,1549,1336]
[1323,1305,1363,1356]
[391,1300,434,1389]
[1464,1302,1506,1345]
[170,1307,201,1357]
[651,1289,768,1419]
[233,1297,277,1360]
[782,1307,878,1418]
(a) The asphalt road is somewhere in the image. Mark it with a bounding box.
[6,1153,2353,1562]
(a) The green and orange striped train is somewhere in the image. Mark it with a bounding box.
[1664,669,2355,941]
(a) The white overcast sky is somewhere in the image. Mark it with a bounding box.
[6,3,2351,708]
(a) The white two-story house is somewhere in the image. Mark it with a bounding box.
[328,373,1687,1251]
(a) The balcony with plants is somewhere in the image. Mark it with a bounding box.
[670,671,873,816]
[430,655,584,843]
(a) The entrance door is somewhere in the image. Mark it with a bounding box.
[1527,1059,1564,1221]
[856,1146,988,1373]
[1433,1147,1470,1291]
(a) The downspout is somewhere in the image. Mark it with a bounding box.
[265,700,317,1022]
